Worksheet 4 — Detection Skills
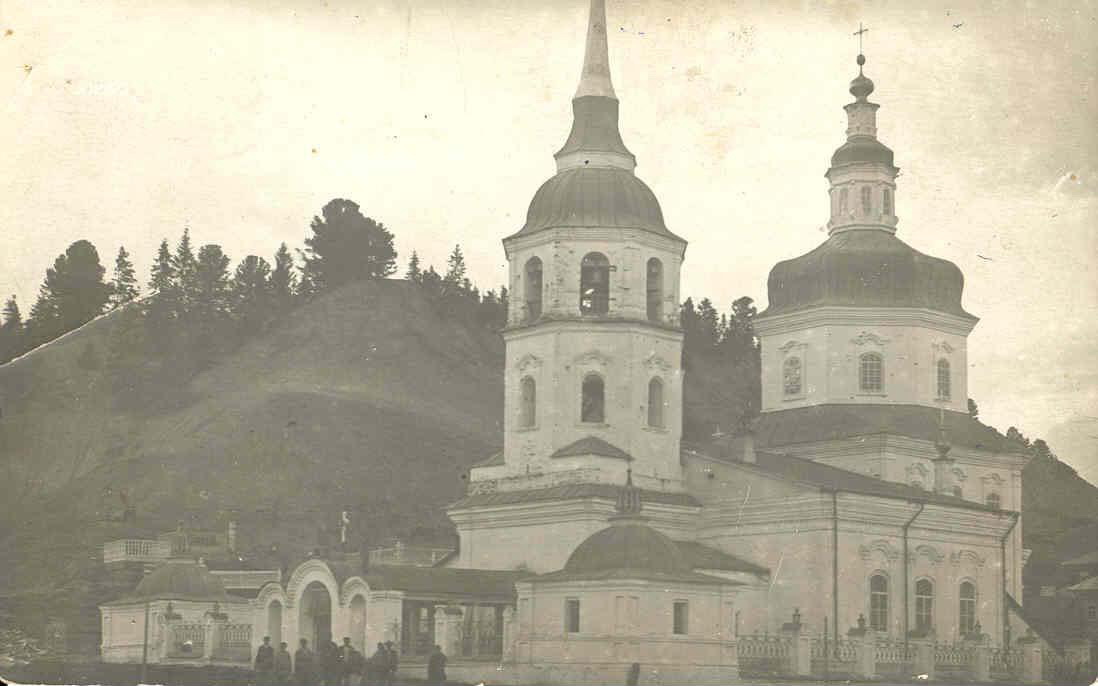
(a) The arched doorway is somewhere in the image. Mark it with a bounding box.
[299,581,333,650]
[349,595,367,652]
[267,600,283,647]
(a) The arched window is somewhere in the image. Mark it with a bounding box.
[859,353,883,392]
[646,258,663,323]
[986,492,1001,510]
[581,374,605,424]
[869,574,889,632]
[524,257,543,322]
[883,188,893,216]
[959,582,977,635]
[520,377,536,428]
[579,253,610,315]
[861,186,873,214]
[783,357,803,396]
[647,377,664,428]
[838,188,849,216]
[915,579,934,634]
[937,359,951,400]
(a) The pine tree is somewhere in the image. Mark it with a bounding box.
[110,246,139,308]
[194,244,232,320]
[148,239,177,295]
[174,227,199,311]
[301,198,398,290]
[270,243,297,310]
[0,295,23,363]
[405,251,423,283]
[696,298,720,349]
[24,240,111,348]
[232,255,273,330]
[724,296,759,363]
[444,245,467,288]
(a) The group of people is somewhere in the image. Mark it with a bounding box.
[254,635,404,686]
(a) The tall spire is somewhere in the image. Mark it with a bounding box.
[555,0,635,172]
[575,0,616,99]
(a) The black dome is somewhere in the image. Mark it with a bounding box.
[565,522,690,575]
[511,167,682,240]
[831,137,895,168]
[762,230,974,319]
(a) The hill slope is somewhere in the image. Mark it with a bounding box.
[0,280,504,594]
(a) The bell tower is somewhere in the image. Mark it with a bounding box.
[449,0,693,573]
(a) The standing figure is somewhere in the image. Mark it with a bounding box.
[339,637,354,686]
[325,639,341,686]
[294,638,315,685]
[382,641,398,686]
[427,644,447,685]
[275,641,293,684]
[255,636,275,685]
[368,642,387,683]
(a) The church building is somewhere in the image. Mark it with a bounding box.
[99,1,1040,683]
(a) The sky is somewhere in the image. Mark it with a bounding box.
[1,0,1096,478]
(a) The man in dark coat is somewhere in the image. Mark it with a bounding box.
[255,636,275,685]
[294,638,315,685]
[338,637,355,686]
[427,644,447,685]
[275,642,293,684]
[368,643,387,683]
[382,641,398,686]
[324,639,341,686]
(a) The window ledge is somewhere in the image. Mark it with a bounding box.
[642,425,669,434]
[514,425,540,433]
[577,422,610,429]
[857,392,888,397]
[782,395,806,402]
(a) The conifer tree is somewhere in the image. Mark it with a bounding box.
[232,255,273,330]
[174,227,199,311]
[444,245,467,288]
[405,251,423,283]
[148,239,177,296]
[270,243,297,310]
[0,295,23,362]
[696,298,720,349]
[110,246,139,308]
[301,199,397,290]
[24,240,111,348]
[194,244,232,320]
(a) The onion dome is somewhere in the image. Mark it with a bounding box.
[849,54,874,101]
[564,522,691,576]
[762,230,974,319]
[127,561,234,603]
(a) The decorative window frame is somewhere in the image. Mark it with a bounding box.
[778,339,808,401]
[906,462,930,491]
[852,332,888,396]
[518,375,539,431]
[578,370,608,427]
[913,576,936,634]
[931,340,955,402]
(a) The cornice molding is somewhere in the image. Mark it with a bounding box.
[502,225,688,256]
[756,306,978,336]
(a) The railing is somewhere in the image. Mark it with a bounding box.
[990,646,1022,678]
[102,539,172,564]
[169,623,206,659]
[935,641,975,667]
[736,634,790,676]
[216,623,253,663]
[876,638,915,664]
